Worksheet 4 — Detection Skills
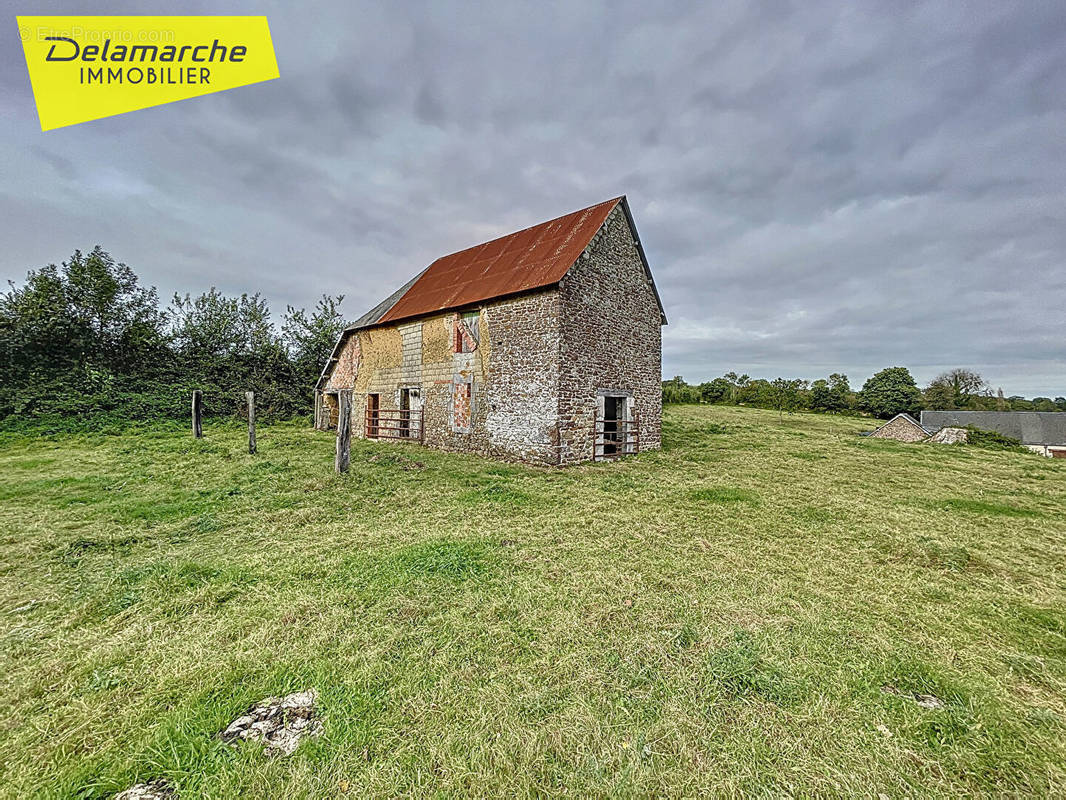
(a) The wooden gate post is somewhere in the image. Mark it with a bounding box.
[246,391,256,454]
[591,408,597,462]
[335,390,351,473]
[192,390,203,438]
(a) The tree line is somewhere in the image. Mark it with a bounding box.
[0,246,347,427]
[4,246,1060,428]
[663,367,1066,419]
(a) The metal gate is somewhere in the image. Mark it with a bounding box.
[366,408,423,443]
[593,411,639,461]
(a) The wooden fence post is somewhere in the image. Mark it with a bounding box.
[335,390,351,473]
[246,391,256,454]
[192,390,203,438]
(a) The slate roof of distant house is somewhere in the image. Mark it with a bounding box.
[920,411,1066,445]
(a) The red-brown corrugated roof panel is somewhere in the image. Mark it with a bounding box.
[377,197,622,325]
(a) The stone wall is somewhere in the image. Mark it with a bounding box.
[416,292,561,464]
[556,205,663,465]
[870,415,928,443]
[327,291,561,464]
[324,333,360,391]
[476,290,561,464]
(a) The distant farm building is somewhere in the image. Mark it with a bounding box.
[869,413,929,443]
[314,197,666,465]
[921,411,1066,457]
[869,410,1066,457]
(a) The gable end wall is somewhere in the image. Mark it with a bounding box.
[870,416,928,442]
[557,205,663,464]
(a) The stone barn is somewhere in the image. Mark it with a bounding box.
[314,196,666,466]
[868,413,931,442]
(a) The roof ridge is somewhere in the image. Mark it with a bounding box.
[429,197,623,263]
[374,197,624,326]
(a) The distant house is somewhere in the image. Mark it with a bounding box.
[314,196,666,465]
[868,413,930,443]
[920,411,1066,457]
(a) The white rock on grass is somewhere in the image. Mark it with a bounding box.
[928,427,968,445]
[914,693,945,709]
[881,684,945,709]
[221,689,323,757]
[114,781,174,800]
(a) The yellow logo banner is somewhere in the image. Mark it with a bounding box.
[18,16,279,131]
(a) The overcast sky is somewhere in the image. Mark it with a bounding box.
[3,1,1064,396]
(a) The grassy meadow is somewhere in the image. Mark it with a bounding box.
[1,405,1064,797]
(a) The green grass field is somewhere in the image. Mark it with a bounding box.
[1,405,1064,797]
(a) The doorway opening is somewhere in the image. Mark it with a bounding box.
[594,392,638,461]
[399,387,422,438]
[602,395,626,457]
[366,393,380,438]
[322,391,339,430]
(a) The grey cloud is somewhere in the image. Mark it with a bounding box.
[1,0,1063,395]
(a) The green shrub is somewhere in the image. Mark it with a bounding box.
[965,427,1027,451]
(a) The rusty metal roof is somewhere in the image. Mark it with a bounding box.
[377,197,623,325]
[318,196,666,389]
